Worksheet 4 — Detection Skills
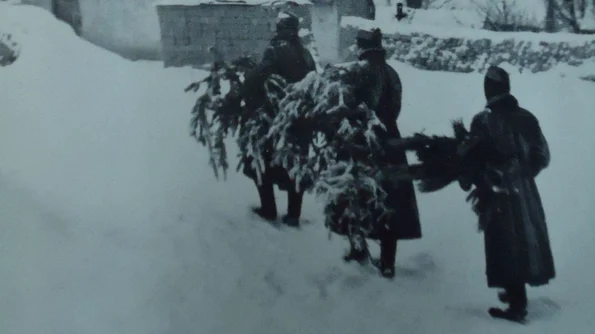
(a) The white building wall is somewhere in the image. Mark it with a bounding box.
[79,0,162,60]
[21,0,162,60]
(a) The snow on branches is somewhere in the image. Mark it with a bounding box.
[388,119,473,192]
[390,119,498,228]
[261,63,394,236]
[186,56,256,180]
[186,55,415,237]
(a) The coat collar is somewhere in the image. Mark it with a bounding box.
[357,48,387,61]
[485,93,519,112]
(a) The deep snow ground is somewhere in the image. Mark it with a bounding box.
[1,4,595,334]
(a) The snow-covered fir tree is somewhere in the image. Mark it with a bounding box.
[187,53,484,236]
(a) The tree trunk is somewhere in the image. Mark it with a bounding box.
[578,0,587,18]
[545,0,556,32]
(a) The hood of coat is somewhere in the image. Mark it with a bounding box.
[484,65,511,100]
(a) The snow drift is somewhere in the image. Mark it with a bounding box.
[1,4,594,334]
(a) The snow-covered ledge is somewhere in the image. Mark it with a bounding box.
[153,0,311,7]
[340,16,595,73]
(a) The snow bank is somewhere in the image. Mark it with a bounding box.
[0,3,127,69]
[340,16,595,73]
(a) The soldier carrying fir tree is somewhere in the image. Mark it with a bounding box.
[240,11,316,227]
[330,28,422,279]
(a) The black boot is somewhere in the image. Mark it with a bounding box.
[498,290,510,303]
[371,259,395,278]
[343,233,369,264]
[252,207,277,221]
[253,178,277,221]
[489,284,528,323]
[372,238,397,279]
[282,189,303,227]
[488,307,528,324]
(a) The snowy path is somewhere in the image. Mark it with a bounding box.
[1,8,595,332]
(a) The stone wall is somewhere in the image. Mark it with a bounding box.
[340,17,595,73]
[157,2,312,68]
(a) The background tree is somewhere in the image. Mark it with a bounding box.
[551,0,595,33]
[473,0,542,32]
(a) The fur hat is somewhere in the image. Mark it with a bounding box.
[276,11,300,33]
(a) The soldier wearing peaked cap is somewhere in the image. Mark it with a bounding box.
[331,28,422,279]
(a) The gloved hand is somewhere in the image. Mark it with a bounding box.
[484,168,504,188]
[457,136,480,157]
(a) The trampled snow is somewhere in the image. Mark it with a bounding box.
[1,3,594,334]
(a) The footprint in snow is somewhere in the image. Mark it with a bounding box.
[397,252,437,280]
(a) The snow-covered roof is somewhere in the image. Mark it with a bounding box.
[154,0,311,7]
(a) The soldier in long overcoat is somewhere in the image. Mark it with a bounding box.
[459,66,555,323]
[241,12,316,227]
[338,29,422,279]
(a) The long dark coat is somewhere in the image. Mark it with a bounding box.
[241,33,316,189]
[468,94,555,288]
[332,49,422,241]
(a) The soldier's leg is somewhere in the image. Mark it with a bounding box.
[374,236,397,278]
[489,283,528,323]
[508,283,528,311]
[283,187,303,227]
[253,172,277,221]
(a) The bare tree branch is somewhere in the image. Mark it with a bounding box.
[472,0,542,32]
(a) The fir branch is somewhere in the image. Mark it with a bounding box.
[187,55,257,180]
[254,62,394,236]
